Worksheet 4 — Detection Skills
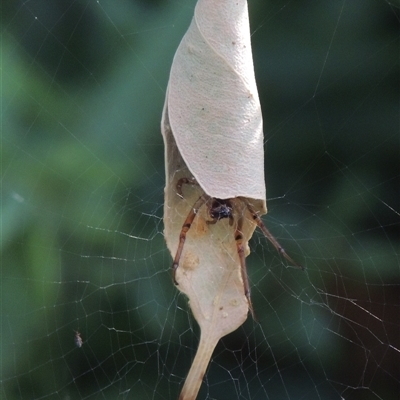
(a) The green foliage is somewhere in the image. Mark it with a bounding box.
[1,1,398,399]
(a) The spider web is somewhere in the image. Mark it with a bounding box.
[1,0,399,399]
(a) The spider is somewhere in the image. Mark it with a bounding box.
[172,178,303,314]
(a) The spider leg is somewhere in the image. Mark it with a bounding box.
[234,215,255,318]
[244,199,304,270]
[176,177,198,198]
[172,194,208,285]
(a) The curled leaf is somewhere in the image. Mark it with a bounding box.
[166,0,266,202]
[161,1,265,399]
[162,111,254,399]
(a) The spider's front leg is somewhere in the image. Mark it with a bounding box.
[176,177,198,198]
[172,182,209,284]
[234,214,255,318]
[243,198,304,270]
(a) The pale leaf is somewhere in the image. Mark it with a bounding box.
[161,1,266,399]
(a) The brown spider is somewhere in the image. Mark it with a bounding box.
[172,178,303,314]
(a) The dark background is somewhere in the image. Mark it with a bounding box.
[2,1,399,399]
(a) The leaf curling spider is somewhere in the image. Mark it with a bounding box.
[172,178,303,315]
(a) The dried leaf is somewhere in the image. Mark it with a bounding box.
[166,0,266,202]
[161,1,266,399]
[162,111,255,399]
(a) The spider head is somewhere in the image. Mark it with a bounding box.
[209,199,233,222]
